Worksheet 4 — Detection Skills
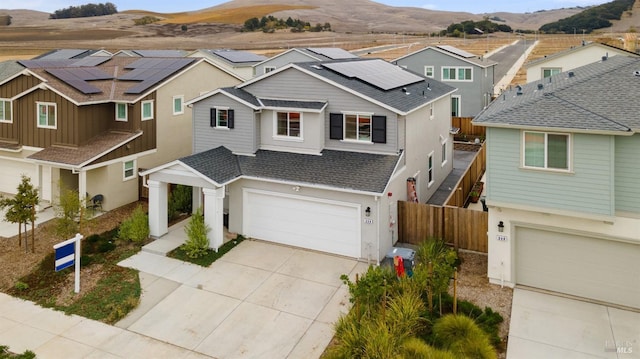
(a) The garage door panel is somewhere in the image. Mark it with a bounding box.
[245,191,360,258]
[0,161,35,194]
[516,227,640,309]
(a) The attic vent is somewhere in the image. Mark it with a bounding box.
[634,71,640,77]
[568,71,575,78]
[537,83,544,90]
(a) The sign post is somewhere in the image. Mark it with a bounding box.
[53,233,83,293]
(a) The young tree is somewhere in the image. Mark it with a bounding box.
[54,182,86,238]
[0,175,39,252]
[181,207,210,258]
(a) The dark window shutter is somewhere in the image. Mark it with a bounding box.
[210,108,216,127]
[329,113,343,140]
[228,109,235,129]
[372,115,386,143]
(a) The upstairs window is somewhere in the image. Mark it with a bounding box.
[141,100,154,121]
[115,103,127,122]
[442,66,472,81]
[276,112,301,138]
[330,113,386,144]
[428,152,434,187]
[210,108,235,129]
[523,131,570,170]
[173,95,184,115]
[0,99,11,123]
[264,66,276,74]
[424,66,434,78]
[542,68,561,78]
[37,102,56,129]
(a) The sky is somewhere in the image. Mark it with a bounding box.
[2,0,609,15]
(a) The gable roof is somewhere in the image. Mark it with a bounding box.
[473,55,640,133]
[265,59,456,115]
[33,49,107,60]
[0,60,27,84]
[253,47,357,68]
[393,45,497,68]
[525,42,640,68]
[176,146,401,194]
[195,49,268,66]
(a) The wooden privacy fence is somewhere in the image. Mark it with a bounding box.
[398,201,488,253]
[452,117,486,137]
[445,143,486,207]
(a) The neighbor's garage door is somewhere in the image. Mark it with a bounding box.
[516,227,640,309]
[0,160,35,194]
[244,190,361,258]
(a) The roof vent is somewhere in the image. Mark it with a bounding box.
[402,87,410,95]
[311,65,322,69]
[634,70,640,77]
[537,83,544,90]
[568,71,575,78]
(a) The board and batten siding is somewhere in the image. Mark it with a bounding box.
[395,48,494,117]
[193,93,256,155]
[487,128,614,216]
[243,68,399,155]
[615,134,640,213]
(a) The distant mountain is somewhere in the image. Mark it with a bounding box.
[539,0,636,33]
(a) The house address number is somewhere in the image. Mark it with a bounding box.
[496,235,508,242]
[364,219,373,224]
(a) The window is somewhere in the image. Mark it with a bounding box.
[276,112,301,138]
[37,102,56,128]
[123,160,136,180]
[330,113,386,144]
[264,66,276,74]
[442,66,472,81]
[115,103,127,122]
[523,131,570,170]
[451,96,461,117]
[0,99,11,123]
[141,100,154,121]
[424,66,434,78]
[210,108,234,128]
[173,95,184,115]
[428,152,434,187]
[441,140,447,166]
[542,68,561,78]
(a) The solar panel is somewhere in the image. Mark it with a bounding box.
[211,50,267,63]
[46,68,102,94]
[132,50,188,57]
[436,45,476,58]
[307,48,357,60]
[18,59,76,68]
[322,59,423,91]
[70,56,111,67]
[35,49,89,60]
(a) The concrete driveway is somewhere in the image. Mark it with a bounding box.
[508,288,640,358]
[118,238,367,359]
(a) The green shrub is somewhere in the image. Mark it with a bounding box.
[386,289,426,337]
[0,345,36,359]
[401,338,456,359]
[340,264,396,318]
[14,281,29,291]
[181,207,210,258]
[134,16,160,25]
[432,314,496,358]
[450,335,497,359]
[168,185,192,221]
[118,205,149,243]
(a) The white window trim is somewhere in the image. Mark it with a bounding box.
[542,67,562,78]
[441,137,448,167]
[36,102,57,129]
[214,106,230,129]
[172,95,184,115]
[427,151,435,188]
[141,100,154,121]
[341,111,374,143]
[442,66,473,82]
[521,130,572,172]
[0,99,12,123]
[273,111,303,141]
[451,95,461,117]
[123,159,136,181]
[115,103,128,122]
[424,65,435,78]
[264,66,276,74]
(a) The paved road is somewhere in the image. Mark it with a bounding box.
[488,39,532,80]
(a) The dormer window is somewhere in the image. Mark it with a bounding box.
[276,112,301,138]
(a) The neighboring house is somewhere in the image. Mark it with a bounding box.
[113,50,189,58]
[473,55,640,309]
[189,49,267,80]
[33,49,113,60]
[253,47,358,76]
[0,55,242,210]
[141,58,457,261]
[526,41,639,82]
[393,45,497,117]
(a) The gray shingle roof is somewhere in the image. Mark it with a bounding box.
[474,56,640,132]
[296,59,456,114]
[0,61,24,83]
[220,87,261,107]
[260,98,326,110]
[178,147,401,193]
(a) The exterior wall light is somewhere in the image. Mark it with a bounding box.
[365,207,371,217]
[498,221,505,233]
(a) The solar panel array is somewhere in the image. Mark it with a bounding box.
[35,49,89,60]
[46,67,114,94]
[307,48,357,60]
[70,56,111,67]
[322,59,423,91]
[132,50,188,58]
[120,58,195,94]
[211,50,267,63]
[436,45,476,58]
[18,59,76,68]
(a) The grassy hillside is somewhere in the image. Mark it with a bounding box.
[539,0,635,33]
[123,5,316,25]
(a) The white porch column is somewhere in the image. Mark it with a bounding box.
[148,179,168,237]
[203,186,224,251]
[192,186,203,214]
[78,170,87,201]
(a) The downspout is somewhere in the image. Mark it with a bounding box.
[375,195,380,266]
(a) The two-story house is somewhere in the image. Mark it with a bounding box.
[253,47,358,76]
[526,41,639,82]
[393,45,497,117]
[473,55,640,309]
[141,58,457,262]
[189,49,268,80]
[0,55,242,210]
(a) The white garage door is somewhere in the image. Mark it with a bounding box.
[0,160,35,194]
[516,227,640,309]
[244,190,361,258]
